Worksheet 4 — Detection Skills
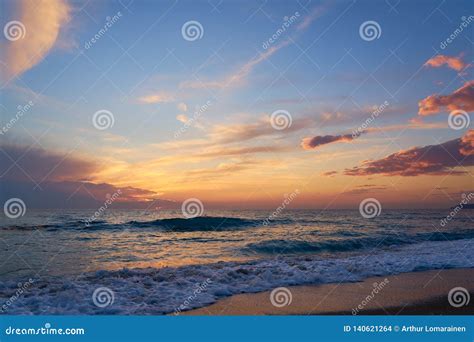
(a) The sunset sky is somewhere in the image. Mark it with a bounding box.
[1,0,473,209]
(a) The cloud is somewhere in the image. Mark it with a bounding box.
[0,144,167,208]
[180,42,289,90]
[418,80,474,116]
[138,92,175,104]
[178,4,328,92]
[424,54,469,72]
[1,179,174,209]
[197,145,290,158]
[176,114,189,123]
[322,171,337,177]
[301,121,446,151]
[460,129,474,156]
[1,0,70,80]
[186,160,257,178]
[209,116,312,144]
[160,115,312,152]
[0,144,97,182]
[342,184,388,195]
[183,159,283,181]
[344,130,474,176]
[177,102,188,111]
[296,4,327,31]
[301,132,362,150]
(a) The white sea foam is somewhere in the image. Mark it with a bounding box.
[1,238,472,315]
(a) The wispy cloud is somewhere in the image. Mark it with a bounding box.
[138,92,175,104]
[176,4,328,93]
[342,184,388,195]
[180,42,289,90]
[296,4,327,31]
[159,115,312,152]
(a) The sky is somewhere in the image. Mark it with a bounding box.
[0,0,473,209]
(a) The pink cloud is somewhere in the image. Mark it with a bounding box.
[424,54,469,72]
[344,130,474,176]
[418,80,474,116]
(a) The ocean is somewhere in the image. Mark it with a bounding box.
[0,209,473,314]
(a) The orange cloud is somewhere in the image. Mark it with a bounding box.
[176,114,189,123]
[418,80,474,116]
[424,54,469,71]
[1,0,70,80]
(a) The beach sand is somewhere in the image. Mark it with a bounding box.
[183,268,474,315]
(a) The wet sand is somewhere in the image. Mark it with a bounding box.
[183,268,474,315]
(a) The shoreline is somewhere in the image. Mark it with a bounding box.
[183,268,474,315]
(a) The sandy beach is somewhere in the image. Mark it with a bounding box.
[184,268,474,315]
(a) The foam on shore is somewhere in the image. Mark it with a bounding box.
[1,238,473,315]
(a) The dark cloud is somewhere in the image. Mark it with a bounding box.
[0,144,97,182]
[0,179,175,209]
[344,130,474,176]
[301,132,362,150]
[322,171,338,177]
[0,144,170,209]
